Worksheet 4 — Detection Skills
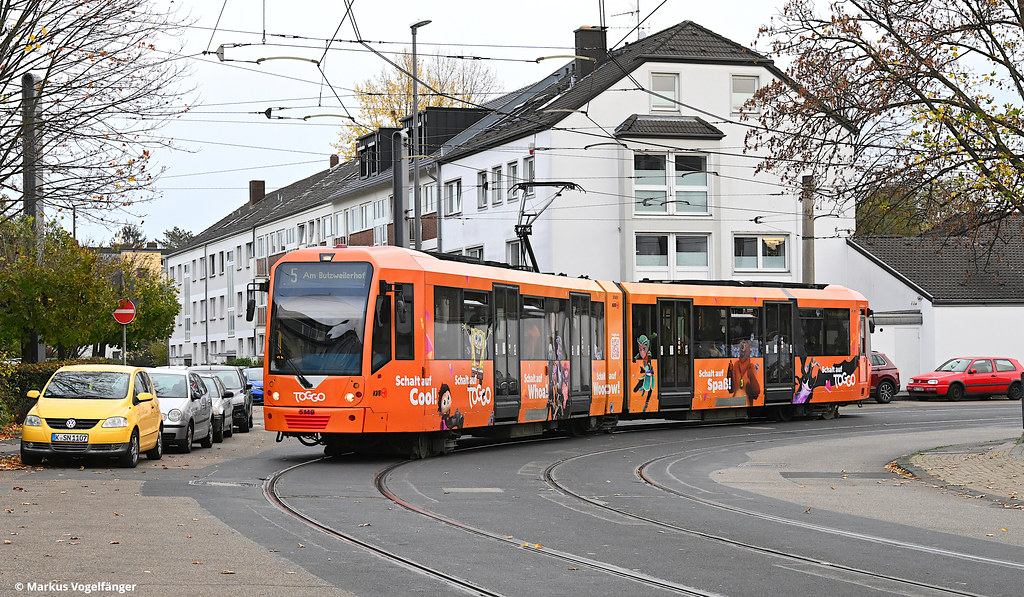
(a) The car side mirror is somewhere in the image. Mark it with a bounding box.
[246,382,253,390]
[223,390,234,398]
[968,369,977,374]
[27,390,40,399]
[137,392,155,402]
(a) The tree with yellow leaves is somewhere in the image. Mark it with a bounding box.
[334,52,499,158]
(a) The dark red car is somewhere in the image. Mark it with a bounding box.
[869,352,900,403]
[907,357,1024,401]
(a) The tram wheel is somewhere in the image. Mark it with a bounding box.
[771,405,794,422]
[820,404,840,420]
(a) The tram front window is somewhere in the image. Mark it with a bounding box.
[269,262,373,376]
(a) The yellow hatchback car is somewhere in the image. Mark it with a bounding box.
[20,364,164,468]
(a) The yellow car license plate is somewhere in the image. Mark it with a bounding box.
[52,433,89,443]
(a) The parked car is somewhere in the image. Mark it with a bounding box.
[20,364,163,467]
[243,367,264,404]
[869,351,900,404]
[197,374,234,443]
[147,368,214,452]
[907,357,1024,401]
[190,365,253,433]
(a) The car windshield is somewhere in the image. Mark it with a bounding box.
[43,371,130,400]
[936,358,971,372]
[198,377,220,396]
[148,373,189,398]
[208,370,242,390]
[245,368,263,382]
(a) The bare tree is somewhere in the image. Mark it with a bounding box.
[747,0,1024,244]
[334,51,499,158]
[0,0,193,229]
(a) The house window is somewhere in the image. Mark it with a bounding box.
[360,203,372,230]
[732,75,759,113]
[422,184,437,214]
[636,234,710,276]
[507,240,522,268]
[297,224,306,244]
[445,179,462,216]
[323,216,333,237]
[734,235,788,270]
[477,171,488,209]
[523,156,535,196]
[507,161,519,202]
[491,166,503,206]
[465,245,483,261]
[634,152,709,215]
[635,234,668,267]
[651,73,678,111]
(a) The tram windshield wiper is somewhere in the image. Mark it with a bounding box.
[275,343,314,389]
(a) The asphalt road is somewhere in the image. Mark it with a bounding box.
[2,401,1023,596]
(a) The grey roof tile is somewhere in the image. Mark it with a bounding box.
[614,114,725,139]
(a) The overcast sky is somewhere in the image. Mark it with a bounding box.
[63,0,786,245]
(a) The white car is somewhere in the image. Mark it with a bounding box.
[146,368,214,452]
[196,374,234,442]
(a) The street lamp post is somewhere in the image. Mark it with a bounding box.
[411,19,431,251]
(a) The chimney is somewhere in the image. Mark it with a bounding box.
[574,26,607,80]
[330,154,339,168]
[249,180,265,205]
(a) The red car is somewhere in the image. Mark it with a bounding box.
[869,352,900,403]
[907,357,1024,401]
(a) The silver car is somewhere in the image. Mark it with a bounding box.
[197,374,234,443]
[146,368,214,452]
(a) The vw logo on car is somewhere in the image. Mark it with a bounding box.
[66,419,77,429]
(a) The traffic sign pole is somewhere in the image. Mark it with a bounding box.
[113,300,137,365]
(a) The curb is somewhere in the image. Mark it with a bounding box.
[896,440,1024,509]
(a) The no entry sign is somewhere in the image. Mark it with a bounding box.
[113,299,136,325]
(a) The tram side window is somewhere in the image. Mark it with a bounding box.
[434,287,462,359]
[631,303,656,359]
[799,308,850,356]
[371,295,392,373]
[695,307,727,358]
[521,297,546,360]
[463,290,493,360]
[546,298,570,360]
[395,282,414,360]
[729,307,760,358]
[591,302,605,360]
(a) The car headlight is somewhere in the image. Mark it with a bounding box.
[213,405,222,416]
[24,414,41,427]
[167,409,182,423]
[927,379,938,385]
[102,417,128,428]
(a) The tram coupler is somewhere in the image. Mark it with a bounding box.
[276,431,285,443]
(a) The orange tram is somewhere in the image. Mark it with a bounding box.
[257,246,871,457]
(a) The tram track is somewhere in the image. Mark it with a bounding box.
[541,419,1022,597]
[262,407,1018,596]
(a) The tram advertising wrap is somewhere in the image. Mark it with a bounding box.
[257,246,870,457]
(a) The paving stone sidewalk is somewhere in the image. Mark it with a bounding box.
[899,435,1024,508]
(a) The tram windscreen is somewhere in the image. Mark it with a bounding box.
[268,261,373,376]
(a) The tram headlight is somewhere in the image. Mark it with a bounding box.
[272,391,280,402]
[344,392,356,403]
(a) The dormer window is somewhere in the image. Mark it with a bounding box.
[731,75,759,114]
[651,73,678,112]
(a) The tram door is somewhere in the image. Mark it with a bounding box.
[658,299,693,408]
[569,293,593,416]
[763,301,795,402]
[492,285,521,423]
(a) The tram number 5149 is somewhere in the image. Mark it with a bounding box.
[298,409,316,415]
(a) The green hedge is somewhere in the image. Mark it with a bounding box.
[0,358,116,424]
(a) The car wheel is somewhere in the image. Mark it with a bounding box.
[146,427,163,460]
[875,380,895,404]
[1008,382,1023,401]
[180,423,193,453]
[199,422,213,448]
[213,417,224,443]
[948,384,965,402]
[248,411,254,429]
[20,445,42,466]
[238,414,250,433]
[119,430,140,468]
